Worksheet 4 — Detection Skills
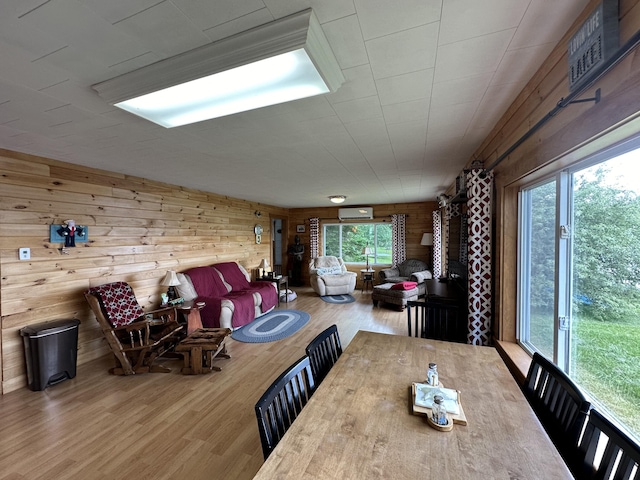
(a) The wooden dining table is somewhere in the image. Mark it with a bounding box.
[252,330,573,479]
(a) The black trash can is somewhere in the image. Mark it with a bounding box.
[20,319,81,391]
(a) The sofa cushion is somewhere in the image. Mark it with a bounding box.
[223,290,257,328]
[176,273,198,301]
[186,266,230,297]
[322,273,355,286]
[249,282,278,312]
[390,281,418,290]
[384,276,408,284]
[214,262,250,290]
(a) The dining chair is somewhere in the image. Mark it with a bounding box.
[576,408,640,480]
[305,324,342,385]
[406,299,466,343]
[255,356,316,460]
[523,352,591,473]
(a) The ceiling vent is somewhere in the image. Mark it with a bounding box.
[338,207,374,220]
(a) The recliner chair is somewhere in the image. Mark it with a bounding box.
[309,256,357,296]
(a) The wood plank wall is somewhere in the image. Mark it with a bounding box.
[0,149,288,394]
[470,0,640,341]
[287,202,437,287]
[0,150,437,394]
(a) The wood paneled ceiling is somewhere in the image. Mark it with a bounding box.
[0,0,590,207]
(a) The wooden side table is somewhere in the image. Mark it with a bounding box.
[178,300,205,334]
[175,328,232,375]
[361,269,374,292]
[260,275,289,305]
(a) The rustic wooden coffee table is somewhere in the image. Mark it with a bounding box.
[175,328,231,375]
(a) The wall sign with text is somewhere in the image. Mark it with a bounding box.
[568,0,618,92]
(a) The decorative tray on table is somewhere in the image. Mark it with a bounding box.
[409,383,468,426]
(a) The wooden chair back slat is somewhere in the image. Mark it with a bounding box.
[305,324,342,385]
[255,356,316,459]
[407,299,466,343]
[523,352,591,474]
[577,409,640,480]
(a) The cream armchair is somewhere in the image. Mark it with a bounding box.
[309,256,357,296]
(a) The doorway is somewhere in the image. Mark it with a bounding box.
[271,217,285,276]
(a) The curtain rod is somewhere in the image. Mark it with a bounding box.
[480,27,640,178]
[306,215,401,222]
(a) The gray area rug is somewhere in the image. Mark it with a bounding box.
[320,294,356,304]
[231,309,310,343]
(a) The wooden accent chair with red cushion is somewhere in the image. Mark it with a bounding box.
[85,282,183,375]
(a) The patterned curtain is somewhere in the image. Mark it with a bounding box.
[391,214,407,266]
[309,217,319,259]
[466,168,493,346]
[432,210,442,279]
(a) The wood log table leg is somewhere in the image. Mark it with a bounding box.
[205,344,231,371]
[190,346,203,375]
[178,349,192,374]
[186,309,203,335]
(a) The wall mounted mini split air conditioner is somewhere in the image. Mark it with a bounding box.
[338,207,374,220]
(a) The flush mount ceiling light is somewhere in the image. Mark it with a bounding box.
[91,9,344,128]
[329,195,347,204]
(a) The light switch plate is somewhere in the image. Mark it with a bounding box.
[19,247,30,260]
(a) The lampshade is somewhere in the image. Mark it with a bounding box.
[160,270,181,287]
[420,233,434,246]
[329,195,347,204]
[362,246,373,255]
[91,9,344,128]
[259,258,270,270]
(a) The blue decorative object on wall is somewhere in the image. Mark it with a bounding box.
[49,225,89,244]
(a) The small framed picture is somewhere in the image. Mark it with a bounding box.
[296,224,305,233]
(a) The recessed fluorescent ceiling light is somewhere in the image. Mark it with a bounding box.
[92,9,344,128]
[117,50,325,127]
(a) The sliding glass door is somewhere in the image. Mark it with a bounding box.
[518,139,640,442]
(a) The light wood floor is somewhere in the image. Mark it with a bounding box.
[0,287,409,480]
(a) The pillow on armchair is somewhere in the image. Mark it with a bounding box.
[316,265,343,275]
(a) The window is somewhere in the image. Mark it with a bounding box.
[323,223,392,264]
[518,139,640,442]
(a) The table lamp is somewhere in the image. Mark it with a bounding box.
[420,233,433,247]
[161,270,181,300]
[362,246,373,270]
[259,258,270,277]
[421,233,434,266]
